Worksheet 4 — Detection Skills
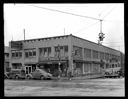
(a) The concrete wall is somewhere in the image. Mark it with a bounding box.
[9,35,71,69]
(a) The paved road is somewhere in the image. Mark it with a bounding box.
[4,78,125,96]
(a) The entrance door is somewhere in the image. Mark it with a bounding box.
[25,66,32,74]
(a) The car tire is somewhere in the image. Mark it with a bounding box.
[27,76,31,80]
[40,75,44,80]
[15,75,19,80]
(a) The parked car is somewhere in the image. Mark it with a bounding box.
[7,69,26,80]
[26,69,53,80]
[4,72,9,79]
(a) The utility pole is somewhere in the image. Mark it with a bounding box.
[100,20,103,33]
[24,29,25,40]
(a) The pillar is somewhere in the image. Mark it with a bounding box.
[68,35,73,74]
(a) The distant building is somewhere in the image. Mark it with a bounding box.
[9,34,122,77]
[4,46,10,72]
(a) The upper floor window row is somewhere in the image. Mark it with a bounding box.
[25,49,36,58]
[54,45,68,57]
[55,45,68,52]
[39,47,51,57]
[11,50,22,58]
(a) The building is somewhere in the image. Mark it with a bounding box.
[4,46,10,72]
[9,34,122,77]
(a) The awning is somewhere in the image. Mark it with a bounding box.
[24,62,37,65]
[73,60,102,64]
[38,60,68,64]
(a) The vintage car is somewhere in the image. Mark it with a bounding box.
[4,72,9,79]
[26,69,53,80]
[7,69,26,79]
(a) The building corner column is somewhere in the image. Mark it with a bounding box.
[68,35,73,75]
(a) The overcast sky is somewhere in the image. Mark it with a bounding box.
[4,3,124,53]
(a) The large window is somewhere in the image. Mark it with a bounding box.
[92,50,98,59]
[39,47,51,57]
[54,45,68,58]
[84,48,91,58]
[11,50,22,58]
[99,52,104,59]
[25,49,36,58]
[105,53,109,60]
[73,46,82,58]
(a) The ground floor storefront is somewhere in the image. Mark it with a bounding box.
[10,59,105,78]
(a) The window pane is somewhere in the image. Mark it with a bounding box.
[25,52,28,57]
[16,52,18,57]
[64,46,68,52]
[33,51,36,56]
[29,51,32,56]
[19,52,22,57]
[84,48,91,58]
[12,53,15,57]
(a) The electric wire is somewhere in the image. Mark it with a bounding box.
[75,21,99,34]
[28,4,101,21]
[102,5,117,20]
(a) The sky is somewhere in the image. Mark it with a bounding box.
[4,3,124,53]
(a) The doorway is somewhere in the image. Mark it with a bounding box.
[25,66,32,74]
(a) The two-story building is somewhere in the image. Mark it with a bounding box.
[9,34,121,77]
[4,46,10,72]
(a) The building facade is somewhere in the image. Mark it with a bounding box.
[9,34,122,77]
[4,46,10,72]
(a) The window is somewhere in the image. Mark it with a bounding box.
[115,64,117,67]
[25,52,28,58]
[25,49,36,58]
[48,47,51,55]
[73,46,82,58]
[105,53,109,60]
[84,48,91,58]
[100,52,104,59]
[16,52,18,57]
[29,51,32,56]
[6,53,9,57]
[64,46,68,52]
[12,50,22,58]
[106,64,109,68]
[40,47,51,57]
[19,52,22,57]
[12,52,15,57]
[92,50,98,59]
[33,51,36,56]
[112,64,114,68]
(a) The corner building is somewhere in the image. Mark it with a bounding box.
[9,34,121,77]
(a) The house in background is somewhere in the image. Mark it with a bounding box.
[4,46,10,72]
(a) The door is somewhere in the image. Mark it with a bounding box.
[25,66,32,74]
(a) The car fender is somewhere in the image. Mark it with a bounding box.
[26,74,33,78]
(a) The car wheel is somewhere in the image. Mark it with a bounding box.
[15,75,19,80]
[40,76,44,80]
[27,76,31,80]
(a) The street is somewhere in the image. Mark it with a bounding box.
[4,78,125,96]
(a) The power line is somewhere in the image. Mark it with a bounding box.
[28,4,101,21]
[75,21,99,34]
[102,5,117,20]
